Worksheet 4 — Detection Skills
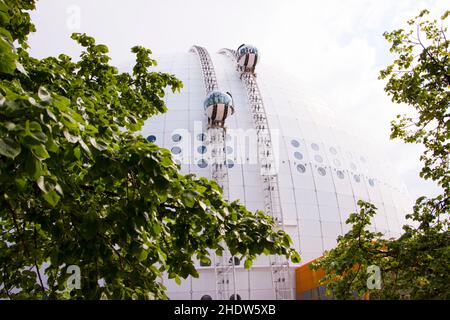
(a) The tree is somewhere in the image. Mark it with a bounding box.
[311,9,449,299]
[0,0,300,299]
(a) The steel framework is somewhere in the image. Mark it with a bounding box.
[190,45,237,300]
[219,48,292,300]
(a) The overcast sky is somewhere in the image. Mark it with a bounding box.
[27,0,447,200]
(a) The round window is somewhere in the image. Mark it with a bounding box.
[230,294,242,300]
[311,143,319,151]
[201,295,212,300]
[198,159,208,168]
[354,175,361,183]
[197,145,207,154]
[226,146,233,154]
[172,133,182,142]
[297,164,306,173]
[291,139,300,148]
[329,147,337,155]
[227,159,234,168]
[369,178,375,187]
[171,146,182,154]
[146,135,156,143]
[197,133,207,141]
[294,151,303,160]
[314,155,323,163]
[336,170,345,179]
[317,167,326,176]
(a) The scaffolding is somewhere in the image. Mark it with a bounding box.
[190,45,237,300]
[219,48,292,300]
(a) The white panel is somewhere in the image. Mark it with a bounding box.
[337,193,357,209]
[243,170,262,186]
[279,187,295,204]
[282,202,298,223]
[165,277,191,292]
[298,219,322,237]
[245,186,265,202]
[290,233,301,252]
[250,289,274,300]
[291,164,316,189]
[278,173,294,188]
[229,185,245,203]
[299,236,323,253]
[142,118,165,132]
[312,167,335,193]
[277,159,292,175]
[228,168,244,186]
[250,270,273,290]
[245,201,264,212]
[319,205,341,222]
[316,191,338,206]
[192,271,216,291]
[294,188,317,205]
[374,213,390,231]
[235,270,250,290]
[323,237,338,251]
[300,251,322,264]
[253,254,270,266]
[297,204,321,220]
[321,221,342,239]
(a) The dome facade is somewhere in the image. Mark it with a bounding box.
[141,46,411,300]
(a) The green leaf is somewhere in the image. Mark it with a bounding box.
[31,144,50,161]
[25,156,43,179]
[0,137,21,159]
[152,223,161,235]
[38,86,51,102]
[42,189,60,207]
[138,249,148,262]
[95,44,109,53]
[63,129,80,143]
[37,176,46,192]
[89,137,107,151]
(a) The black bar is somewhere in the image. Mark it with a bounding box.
[0,300,444,319]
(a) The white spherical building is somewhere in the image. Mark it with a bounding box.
[141,45,411,300]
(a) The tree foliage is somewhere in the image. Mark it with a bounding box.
[0,0,299,299]
[312,10,449,299]
[380,9,449,196]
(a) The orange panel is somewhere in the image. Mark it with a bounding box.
[295,258,326,293]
